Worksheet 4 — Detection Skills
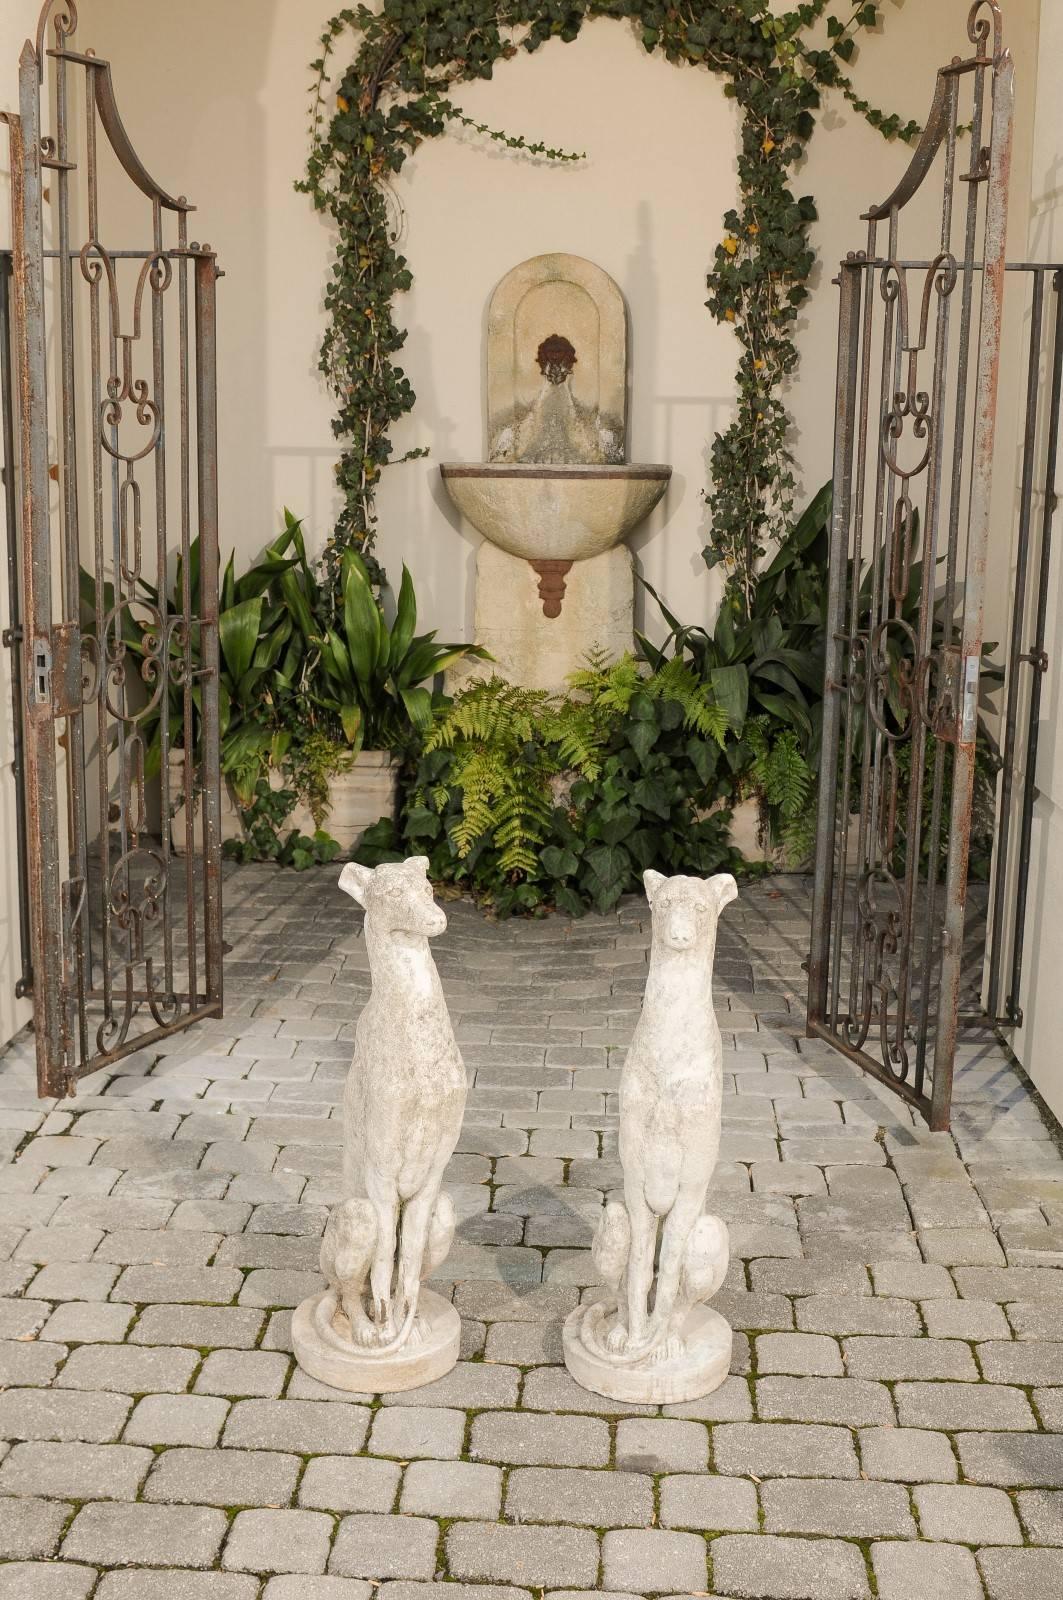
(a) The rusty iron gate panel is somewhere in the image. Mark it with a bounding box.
[1,2,223,1099]
[806,2,1015,1132]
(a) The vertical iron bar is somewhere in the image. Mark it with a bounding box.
[194,252,223,1009]
[11,51,65,1098]
[809,260,862,1028]
[0,255,33,1000]
[53,30,90,1068]
[931,50,1014,1132]
[1007,270,1063,1021]
[986,269,1045,1018]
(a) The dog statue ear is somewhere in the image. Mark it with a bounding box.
[710,872,738,912]
[643,869,667,906]
[338,862,374,907]
[402,855,431,878]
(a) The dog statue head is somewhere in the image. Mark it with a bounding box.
[643,869,737,953]
[338,857,448,940]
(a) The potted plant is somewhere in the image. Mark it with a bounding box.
[263,511,490,853]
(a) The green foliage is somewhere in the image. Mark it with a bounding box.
[299,1,913,615]
[223,779,343,870]
[265,509,490,753]
[357,656,741,916]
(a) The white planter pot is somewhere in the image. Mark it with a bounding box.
[278,750,399,856]
[168,750,243,855]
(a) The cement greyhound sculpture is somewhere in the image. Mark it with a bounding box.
[564,867,737,1403]
[291,856,467,1391]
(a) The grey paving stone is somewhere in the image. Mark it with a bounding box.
[144,1446,301,1506]
[713,1423,859,1480]
[858,1427,959,1483]
[920,1226,1007,1265]
[57,1342,199,1394]
[795,1294,919,1335]
[0,1440,152,1502]
[194,1349,290,1398]
[977,1339,1063,1384]
[28,1263,119,1301]
[756,1332,843,1375]
[922,1297,1010,1340]
[711,1533,870,1600]
[958,1432,1063,1486]
[401,1458,501,1518]
[329,1513,440,1580]
[0,1338,66,1385]
[615,1417,708,1472]
[446,1522,599,1589]
[842,1334,977,1380]
[0,1495,71,1558]
[114,1266,242,1305]
[369,1404,466,1460]
[978,1548,1063,1600]
[94,1573,259,1600]
[1017,1489,1063,1545]
[384,1361,520,1411]
[62,1502,227,1568]
[0,1564,98,1600]
[870,1261,956,1299]
[264,1583,373,1600]
[914,1483,1022,1544]
[953,1265,1063,1301]
[470,1410,609,1467]
[452,1281,578,1324]
[39,1302,135,1344]
[871,1541,983,1600]
[895,1380,1036,1430]
[0,1298,50,1339]
[124,1394,229,1447]
[483,1321,564,1365]
[518,1365,654,1416]
[658,1473,759,1531]
[131,1305,265,1349]
[295,1450,401,1513]
[0,1387,131,1443]
[223,1398,370,1454]
[222,1508,334,1574]
[755,1375,894,1425]
[760,1477,915,1536]
[506,1465,652,1528]
[601,1528,705,1593]
[662,1373,754,1423]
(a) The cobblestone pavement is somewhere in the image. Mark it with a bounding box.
[1,866,1062,1600]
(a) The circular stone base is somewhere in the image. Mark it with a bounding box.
[562,1302,732,1405]
[292,1288,460,1394]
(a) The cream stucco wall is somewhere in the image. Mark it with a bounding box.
[0,4,44,1053]
[82,0,1037,646]
[1010,0,1063,1122]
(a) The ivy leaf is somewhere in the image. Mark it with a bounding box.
[541,844,580,878]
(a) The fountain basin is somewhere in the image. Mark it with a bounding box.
[440,462,671,564]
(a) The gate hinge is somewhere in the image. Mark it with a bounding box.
[28,623,82,718]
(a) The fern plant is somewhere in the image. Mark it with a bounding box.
[359,657,741,917]
[745,717,817,866]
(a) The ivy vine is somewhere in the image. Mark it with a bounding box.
[298,0,917,617]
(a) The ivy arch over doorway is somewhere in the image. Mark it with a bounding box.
[300,0,920,615]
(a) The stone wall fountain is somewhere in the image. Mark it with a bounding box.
[441,253,671,692]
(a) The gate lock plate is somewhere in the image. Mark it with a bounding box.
[30,623,83,719]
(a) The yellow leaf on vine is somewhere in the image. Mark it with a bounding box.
[337,94,350,113]
[722,236,739,256]
[762,136,776,154]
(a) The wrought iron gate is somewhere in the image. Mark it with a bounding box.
[1,2,223,1099]
[807,2,1017,1131]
